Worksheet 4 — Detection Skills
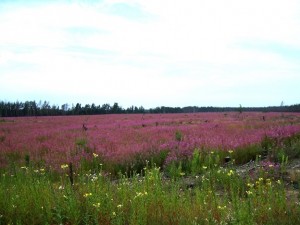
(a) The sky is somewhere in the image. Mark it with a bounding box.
[0,0,300,109]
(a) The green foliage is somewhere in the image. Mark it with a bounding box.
[191,148,202,175]
[166,161,184,180]
[75,138,87,148]
[233,144,264,164]
[24,154,30,167]
[97,150,169,178]
[79,155,103,175]
[261,135,275,151]
[280,133,300,159]
[260,133,300,162]
[75,138,91,154]
[6,152,22,163]
[175,130,183,142]
[150,150,168,169]
[1,159,299,225]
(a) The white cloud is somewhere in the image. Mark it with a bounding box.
[0,0,300,107]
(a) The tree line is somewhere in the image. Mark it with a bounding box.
[0,101,145,117]
[0,100,300,117]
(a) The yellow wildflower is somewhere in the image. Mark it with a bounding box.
[247,183,254,188]
[227,170,234,176]
[83,193,92,198]
[93,203,101,208]
[246,190,253,196]
[277,180,281,185]
[61,164,68,169]
[218,205,226,210]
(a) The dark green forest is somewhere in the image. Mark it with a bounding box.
[0,100,300,117]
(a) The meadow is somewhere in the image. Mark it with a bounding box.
[1,112,300,224]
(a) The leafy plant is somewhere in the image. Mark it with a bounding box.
[175,130,183,142]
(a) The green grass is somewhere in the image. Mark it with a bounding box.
[1,134,300,224]
[0,162,299,224]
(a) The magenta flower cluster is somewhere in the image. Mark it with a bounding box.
[1,112,300,169]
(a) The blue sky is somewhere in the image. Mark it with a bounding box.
[0,0,300,108]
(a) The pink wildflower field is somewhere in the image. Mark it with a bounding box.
[1,112,300,170]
